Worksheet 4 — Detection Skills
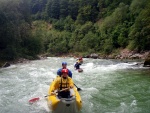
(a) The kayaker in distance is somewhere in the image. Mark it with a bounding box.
[51,69,74,98]
[57,62,72,78]
[76,57,83,64]
[74,61,81,70]
[74,57,83,72]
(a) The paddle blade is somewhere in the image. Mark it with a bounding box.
[29,97,40,103]
[77,88,82,91]
[74,84,82,91]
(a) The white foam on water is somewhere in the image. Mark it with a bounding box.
[119,102,128,112]
[0,57,149,113]
[130,100,137,107]
[83,87,99,92]
[81,62,98,75]
[36,100,50,112]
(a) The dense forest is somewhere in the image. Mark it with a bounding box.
[0,0,150,61]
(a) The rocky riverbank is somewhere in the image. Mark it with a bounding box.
[1,49,150,68]
[62,49,150,67]
[84,49,149,59]
[83,49,150,67]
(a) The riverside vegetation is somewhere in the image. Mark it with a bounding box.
[0,0,150,67]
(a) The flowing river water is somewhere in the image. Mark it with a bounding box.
[0,57,150,113]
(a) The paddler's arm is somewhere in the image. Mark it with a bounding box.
[68,69,72,78]
[57,68,62,76]
[51,78,60,94]
[68,77,74,88]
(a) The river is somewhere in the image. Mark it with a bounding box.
[0,57,150,113]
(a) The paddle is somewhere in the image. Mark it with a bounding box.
[28,88,69,103]
[74,83,82,91]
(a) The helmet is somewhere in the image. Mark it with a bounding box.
[61,69,68,73]
[62,62,67,65]
[79,57,83,60]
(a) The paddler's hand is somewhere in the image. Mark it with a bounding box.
[70,86,73,89]
[50,91,56,95]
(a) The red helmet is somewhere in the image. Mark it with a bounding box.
[79,57,83,60]
[61,69,68,73]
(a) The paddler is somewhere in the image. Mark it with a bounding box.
[76,57,83,64]
[57,62,72,78]
[74,57,83,70]
[51,69,74,98]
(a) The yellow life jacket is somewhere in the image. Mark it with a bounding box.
[59,77,69,90]
[77,59,83,64]
[52,76,74,91]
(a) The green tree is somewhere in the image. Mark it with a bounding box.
[53,18,65,31]
[76,5,92,24]
[64,16,75,32]
[47,31,71,54]
[80,31,99,52]
[68,0,79,20]
[128,1,150,51]
[47,0,60,19]
[60,0,69,18]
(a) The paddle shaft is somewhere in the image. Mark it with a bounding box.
[74,83,78,88]
[29,88,69,103]
[74,83,82,91]
[45,87,69,97]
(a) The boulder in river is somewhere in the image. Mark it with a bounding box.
[2,62,10,68]
[143,53,150,67]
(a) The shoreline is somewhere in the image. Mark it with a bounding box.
[1,50,150,68]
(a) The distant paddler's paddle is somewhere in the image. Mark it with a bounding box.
[74,83,82,91]
[28,88,69,103]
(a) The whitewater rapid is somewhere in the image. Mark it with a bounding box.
[0,57,149,113]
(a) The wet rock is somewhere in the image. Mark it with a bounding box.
[129,54,143,59]
[83,55,90,58]
[143,53,150,67]
[90,53,99,59]
[2,62,10,68]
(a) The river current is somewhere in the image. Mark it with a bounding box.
[0,57,150,113]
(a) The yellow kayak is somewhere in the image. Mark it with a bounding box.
[47,78,82,113]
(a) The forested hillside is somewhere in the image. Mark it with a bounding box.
[0,0,150,61]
